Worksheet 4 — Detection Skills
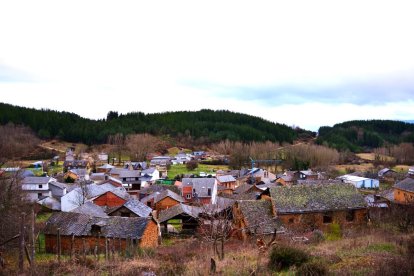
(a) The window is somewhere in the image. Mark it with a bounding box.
[208,188,212,196]
[288,218,294,224]
[38,184,43,189]
[186,194,191,199]
[91,225,101,235]
[346,210,355,222]
[37,193,42,199]
[323,213,333,224]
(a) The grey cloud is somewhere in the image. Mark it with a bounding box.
[180,72,414,106]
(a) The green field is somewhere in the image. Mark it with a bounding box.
[167,164,229,178]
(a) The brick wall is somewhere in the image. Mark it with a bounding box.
[93,192,127,207]
[394,188,414,203]
[155,197,180,213]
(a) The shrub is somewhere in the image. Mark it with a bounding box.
[311,230,325,244]
[297,259,328,276]
[268,244,309,271]
[186,160,198,171]
[326,223,342,241]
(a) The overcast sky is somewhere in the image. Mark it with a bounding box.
[1,0,414,131]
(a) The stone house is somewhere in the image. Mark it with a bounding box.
[43,212,159,254]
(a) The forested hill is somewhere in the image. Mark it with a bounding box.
[317,120,414,152]
[0,103,300,145]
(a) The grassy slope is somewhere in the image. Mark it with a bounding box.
[167,164,229,178]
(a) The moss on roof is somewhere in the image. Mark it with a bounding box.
[269,183,366,213]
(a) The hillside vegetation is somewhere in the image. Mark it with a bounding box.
[317,120,414,152]
[0,103,304,145]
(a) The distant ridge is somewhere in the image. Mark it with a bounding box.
[0,102,306,145]
[317,119,414,152]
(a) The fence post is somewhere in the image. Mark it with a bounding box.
[105,237,108,261]
[82,238,86,263]
[19,212,26,273]
[70,234,74,259]
[57,228,61,263]
[31,208,35,273]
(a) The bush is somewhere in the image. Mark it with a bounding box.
[297,259,328,276]
[326,223,342,241]
[311,230,325,244]
[268,244,309,271]
[186,160,198,171]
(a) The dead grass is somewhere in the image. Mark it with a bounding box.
[356,153,394,162]
[4,227,414,275]
[335,163,375,173]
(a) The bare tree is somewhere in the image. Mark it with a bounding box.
[198,205,233,260]
[108,133,125,165]
[71,179,91,208]
[125,133,164,161]
[0,170,33,249]
[0,124,39,167]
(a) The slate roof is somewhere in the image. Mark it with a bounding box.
[142,168,156,175]
[217,175,236,183]
[394,177,414,193]
[109,168,125,175]
[49,181,67,190]
[22,177,52,185]
[237,200,282,235]
[140,192,160,204]
[234,183,258,194]
[98,164,115,169]
[90,173,107,181]
[119,170,141,178]
[378,168,395,176]
[140,184,180,195]
[44,212,151,239]
[268,183,367,213]
[296,179,342,186]
[158,204,202,223]
[71,183,127,200]
[37,196,61,211]
[69,169,88,177]
[182,178,216,198]
[154,189,185,204]
[109,198,152,217]
[71,202,108,217]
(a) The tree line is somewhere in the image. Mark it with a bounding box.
[0,103,301,145]
[317,120,414,152]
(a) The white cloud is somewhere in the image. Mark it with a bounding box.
[1,0,414,130]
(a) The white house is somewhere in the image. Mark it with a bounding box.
[21,176,56,202]
[172,153,193,165]
[139,168,160,188]
[338,174,379,189]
